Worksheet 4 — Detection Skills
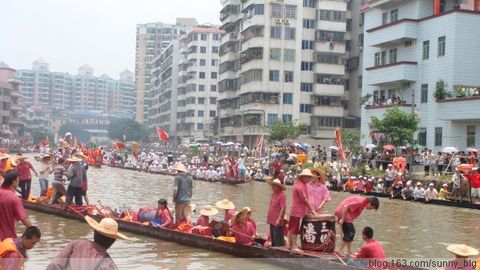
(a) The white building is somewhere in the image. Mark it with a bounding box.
[218,0,357,146]
[176,27,224,142]
[361,0,480,150]
[135,19,197,123]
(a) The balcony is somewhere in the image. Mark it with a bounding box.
[10,119,23,126]
[241,35,264,48]
[366,19,418,48]
[10,104,22,111]
[436,96,480,121]
[314,84,344,97]
[366,61,417,86]
[241,16,265,32]
[312,105,345,117]
[363,104,414,120]
[314,63,344,75]
[11,91,22,98]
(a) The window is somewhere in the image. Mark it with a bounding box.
[357,76,362,88]
[303,0,315,8]
[271,4,282,17]
[271,26,281,39]
[302,40,314,50]
[389,48,397,64]
[210,97,217,104]
[381,51,387,65]
[418,129,427,146]
[359,13,365,26]
[199,72,206,79]
[300,104,312,113]
[374,53,381,67]
[315,31,345,42]
[198,110,204,117]
[254,4,264,15]
[285,28,295,40]
[358,34,364,47]
[390,9,398,23]
[197,123,204,130]
[301,83,313,92]
[211,72,217,79]
[467,126,476,147]
[285,5,296,18]
[318,10,345,22]
[240,69,262,84]
[270,48,281,60]
[382,12,388,25]
[199,85,205,92]
[438,36,446,56]
[282,114,292,123]
[284,49,295,62]
[423,41,430,60]
[209,110,216,117]
[212,46,219,53]
[267,113,278,124]
[212,33,219,40]
[269,70,279,81]
[210,85,217,92]
[199,59,206,66]
[303,19,315,29]
[211,59,218,66]
[283,93,293,104]
[284,71,294,82]
[198,98,205,104]
[201,34,207,41]
[435,127,442,147]
[421,84,428,103]
[301,62,313,71]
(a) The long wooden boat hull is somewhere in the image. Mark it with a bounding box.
[22,201,358,270]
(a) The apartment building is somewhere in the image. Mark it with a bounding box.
[17,59,136,115]
[218,0,357,146]
[361,0,480,150]
[0,62,23,138]
[135,18,197,123]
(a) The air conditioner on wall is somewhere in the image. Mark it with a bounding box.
[275,18,283,24]
[283,19,290,25]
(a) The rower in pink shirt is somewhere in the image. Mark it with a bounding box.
[229,207,256,245]
[216,199,235,223]
[307,169,331,213]
[266,178,286,247]
[196,205,218,226]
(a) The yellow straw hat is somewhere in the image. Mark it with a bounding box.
[85,216,129,240]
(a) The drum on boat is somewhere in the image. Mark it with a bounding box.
[300,214,336,252]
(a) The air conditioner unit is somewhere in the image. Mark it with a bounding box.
[283,19,291,25]
[275,18,283,24]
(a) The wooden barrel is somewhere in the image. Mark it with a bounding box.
[300,214,336,252]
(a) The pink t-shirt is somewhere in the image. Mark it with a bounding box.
[335,196,367,223]
[267,191,286,225]
[231,221,256,245]
[16,161,33,181]
[356,240,386,259]
[196,215,209,227]
[0,188,28,240]
[306,182,331,210]
[290,180,309,218]
[356,180,366,191]
[224,209,235,222]
[159,208,175,229]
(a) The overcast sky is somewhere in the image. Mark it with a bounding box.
[0,0,221,78]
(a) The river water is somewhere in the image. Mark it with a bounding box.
[22,157,480,269]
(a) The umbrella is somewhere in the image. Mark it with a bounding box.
[180,154,187,158]
[383,144,395,151]
[225,142,235,146]
[190,143,201,148]
[457,164,473,173]
[293,143,301,147]
[365,143,377,149]
[216,141,223,144]
[411,144,424,149]
[466,148,477,153]
[289,153,298,158]
[442,146,458,154]
[328,146,338,150]
[270,152,280,157]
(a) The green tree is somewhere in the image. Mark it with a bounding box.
[337,129,363,156]
[31,130,54,144]
[58,122,91,143]
[108,118,149,142]
[267,120,307,142]
[371,106,419,147]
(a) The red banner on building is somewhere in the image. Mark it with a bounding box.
[156,127,169,142]
[335,128,346,162]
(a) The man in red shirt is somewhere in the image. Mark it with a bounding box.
[465,168,480,203]
[288,169,316,252]
[0,170,32,241]
[14,155,38,200]
[347,226,385,268]
[335,196,379,256]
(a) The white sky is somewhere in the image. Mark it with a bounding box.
[0,0,221,78]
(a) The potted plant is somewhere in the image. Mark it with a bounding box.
[434,80,452,100]
[360,94,373,107]
[455,86,468,98]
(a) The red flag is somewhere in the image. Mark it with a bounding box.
[156,127,169,142]
[116,141,125,150]
[335,128,346,162]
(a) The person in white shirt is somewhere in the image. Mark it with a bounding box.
[424,183,439,201]
[413,182,425,199]
[254,170,263,181]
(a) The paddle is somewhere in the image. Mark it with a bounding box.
[333,251,348,266]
